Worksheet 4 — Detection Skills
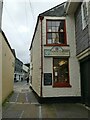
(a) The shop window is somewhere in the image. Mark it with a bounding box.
[53,58,71,87]
[46,20,66,45]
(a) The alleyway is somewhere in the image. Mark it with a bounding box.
[2,80,89,119]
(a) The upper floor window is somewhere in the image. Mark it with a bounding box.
[46,20,66,45]
[81,1,88,29]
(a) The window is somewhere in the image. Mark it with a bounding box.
[53,58,71,87]
[81,1,88,29]
[46,20,66,45]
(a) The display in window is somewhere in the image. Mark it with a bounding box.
[47,20,66,45]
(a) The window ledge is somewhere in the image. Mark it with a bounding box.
[44,44,69,47]
[53,82,72,88]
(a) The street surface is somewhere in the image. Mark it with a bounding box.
[2,80,90,119]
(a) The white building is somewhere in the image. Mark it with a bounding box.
[23,64,29,80]
[29,2,81,103]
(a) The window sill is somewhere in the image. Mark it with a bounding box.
[53,82,72,88]
[44,44,69,47]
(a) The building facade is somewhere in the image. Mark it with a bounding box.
[0,0,3,107]
[0,31,15,103]
[66,0,90,107]
[23,64,29,80]
[14,58,23,82]
[30,2,81,102]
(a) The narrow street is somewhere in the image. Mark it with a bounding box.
[2,80,89,119]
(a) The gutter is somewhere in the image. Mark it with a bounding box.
[65,1,80,14]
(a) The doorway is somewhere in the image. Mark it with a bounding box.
[80,56,90,107]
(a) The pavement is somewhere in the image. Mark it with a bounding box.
[2,80,90,119]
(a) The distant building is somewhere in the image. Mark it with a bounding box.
[0,31,15,103]
[66,0,90,107]
[29,2,81,103]
[14,58,23,82]
[23,64,29,80]
[25,63,30,68]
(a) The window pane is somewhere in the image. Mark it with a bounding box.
[52,33,56,43]
[52,27,56,32]
[56,27,59,32]
[48,39,52,44]
[55,33,59,43]
[58,21,64,32]
[59,32,64,44]
[53,58,69,83]
[52,21,56,26]
[47,33,52,39]
[47,21,52,26]
[56,21,60,26]
[52,33,59,44]
[47,26,52,32]
[60,21,64,29]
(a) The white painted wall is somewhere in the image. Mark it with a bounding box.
[30,18,41,96]
[0,33,2,105]
[2,33,15,103]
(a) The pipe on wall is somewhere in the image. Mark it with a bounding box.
[39,16,44,97]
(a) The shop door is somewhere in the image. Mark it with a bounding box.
[80,57,90,107]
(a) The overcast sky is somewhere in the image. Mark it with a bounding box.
[2,0,66,64]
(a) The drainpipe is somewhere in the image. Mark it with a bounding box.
[39,16,44,97]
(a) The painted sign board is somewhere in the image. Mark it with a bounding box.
[44,73,52,85]
[44,47,70,57]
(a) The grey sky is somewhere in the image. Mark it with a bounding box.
[2,0,66,63]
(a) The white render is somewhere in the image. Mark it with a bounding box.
[0,32,2,104]
[42,16,81,97]
[30,18,41,96]
[30,15,81,98]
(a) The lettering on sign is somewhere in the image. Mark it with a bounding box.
[44,48,70,57]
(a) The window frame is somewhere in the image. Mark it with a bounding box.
[46,19,67,46]
[53,57,71,87]
[81,1,88,30]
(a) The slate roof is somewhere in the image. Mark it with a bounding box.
[39,2,66,17]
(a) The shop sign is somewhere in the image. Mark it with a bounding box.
[44,73,52,85]
[44,46,70,57]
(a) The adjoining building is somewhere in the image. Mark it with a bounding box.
[65,0,90,107]
[0,31,15,103]
[29,2,81,103]
[0,0,3,106]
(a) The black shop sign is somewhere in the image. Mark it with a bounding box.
[44,73,52,85]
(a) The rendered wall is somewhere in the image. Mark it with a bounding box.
[2,34,15,103]
[0,33,2,104]
[42,16,81,97]
[30,18,41,96]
